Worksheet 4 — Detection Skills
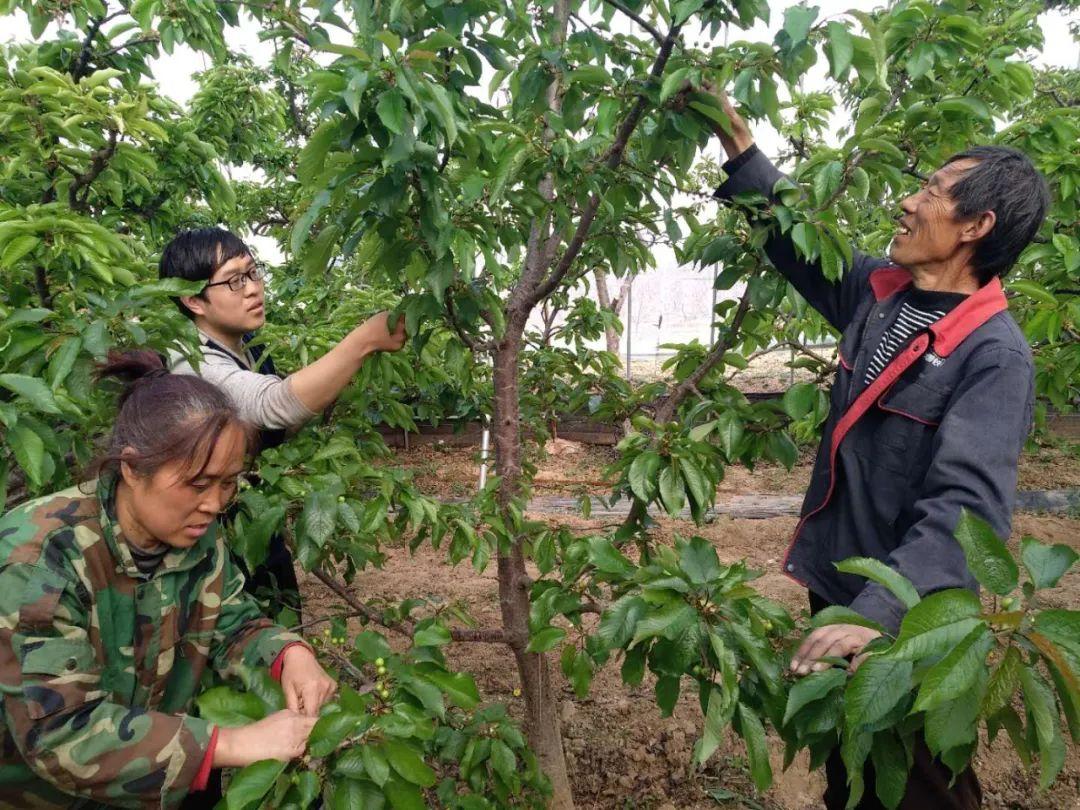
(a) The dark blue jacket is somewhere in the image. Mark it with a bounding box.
[715,146,1034,634]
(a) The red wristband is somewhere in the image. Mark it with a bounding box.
[270,641,313,681]
[192,726,219,791]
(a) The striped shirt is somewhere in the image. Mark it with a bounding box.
[865,289,967,384]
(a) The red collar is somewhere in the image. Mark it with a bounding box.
[867,266,1008,358]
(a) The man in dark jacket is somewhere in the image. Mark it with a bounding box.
[708,91,1049,808]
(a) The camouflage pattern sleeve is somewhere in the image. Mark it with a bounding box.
[0,562,213,809]
[208,546,306,680]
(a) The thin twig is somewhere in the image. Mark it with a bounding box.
[600,0,664,45]
[313,568,506,643]
[522,19,686,312]
[95,35,160,60]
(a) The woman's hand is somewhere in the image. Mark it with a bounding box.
[280,644,337,716]
[213,710,318,768]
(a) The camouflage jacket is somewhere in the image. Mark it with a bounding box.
[0,477,304,809]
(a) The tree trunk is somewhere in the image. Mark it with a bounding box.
[592,269,620,356]
[492,325,575,809]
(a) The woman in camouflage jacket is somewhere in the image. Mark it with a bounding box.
[0,351,336,809]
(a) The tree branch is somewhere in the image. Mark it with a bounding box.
[95,35,160,60]
[71,11,110,80]
[521,21,685,313]
[600,0,664,45]
[654,286,752,423]
[313,568,506,643]
[68,129,119,212]
[446,291,495,353]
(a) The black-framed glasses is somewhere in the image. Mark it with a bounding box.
[203,264,266,293]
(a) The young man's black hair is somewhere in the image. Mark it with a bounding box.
[160,227,252,319]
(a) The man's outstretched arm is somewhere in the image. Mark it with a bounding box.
[707,90,888,332]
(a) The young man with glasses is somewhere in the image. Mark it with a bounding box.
[159,227,406,616]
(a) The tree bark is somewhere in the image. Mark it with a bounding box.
[492,324,575,809]
[593,269,631,357]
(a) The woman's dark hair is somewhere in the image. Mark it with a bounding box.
[159,227,252,320]
[86,350,254,482]
[944,145,1050,285]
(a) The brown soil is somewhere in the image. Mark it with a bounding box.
[381,440,1078,501]
[298,505,1080,809]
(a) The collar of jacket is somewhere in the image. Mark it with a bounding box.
[868,266,1008,357]
[95,474,218,578]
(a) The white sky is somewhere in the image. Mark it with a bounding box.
[1,4,1076,353]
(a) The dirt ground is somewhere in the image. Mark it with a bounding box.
[381,437,1080,500]
[305,441,1080,809]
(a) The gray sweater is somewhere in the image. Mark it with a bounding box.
[168,330,316,430]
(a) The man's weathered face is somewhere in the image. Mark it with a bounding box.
[889,159,980,271]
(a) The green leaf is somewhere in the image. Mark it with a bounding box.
[383,776,424,810]
[845,656,912,731]
[195,686,266,727]
[784,668,847,726]
[890,590,982,661]
[736,702,772,791]
[791,222,818,260]
[424,670,480,709]
[0,235,40,268]
[597,595,647,649]
[781,3,818,45]
[813,161,844,206]
[655,674,680,716]
[297,118,340,187]
[938,96,992,121]
[913,624,993,712]
[982,645,1022,718]
[9,423,46,488]
[490,739,516,784]
[331,777,385,810]
[658,465,685,516]
[628,450,661,502]
[299,491,337,548]
[382,739,436,787]
[47,337,81,391]
[308,710,362,758]
[354,630,393,662]
[714,411,744,458]
[0,374,61,415]
[376,90,408,135]
[678,457,711,510]
[361,744,391,786]
[566,65,609,87]
[413,622,451,647]
[526,626,565,653]
[825,21,854,80]
[1010,279,1057,306]
[834,557,920,610]
[587,536,635,577]
[424,83,458,144]
[870,732,909,809]
[225,759,286,810]
[334,748,369,778]
[782,382,819,420]
[953,508,1018,596]
[1020,665,1067,789]
[1020,536,1078,591]
[630,602,696,648]
[689,420,717,442]
[660,67,690,103]
[679,536,720,585]
[810,606,886,634]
